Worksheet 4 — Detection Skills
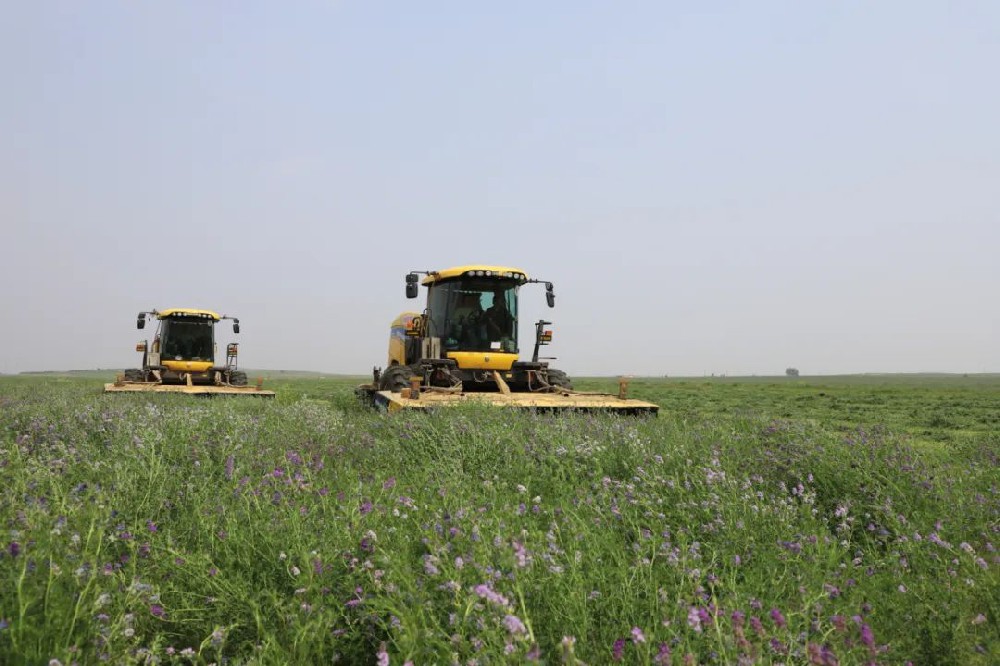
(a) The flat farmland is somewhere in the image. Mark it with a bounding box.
[1,374,997,664]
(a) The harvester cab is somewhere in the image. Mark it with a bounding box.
[357,265,657,415]
[104,308,274,396]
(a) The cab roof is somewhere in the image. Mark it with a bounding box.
[422,265,529,286]
[157,308,221,320]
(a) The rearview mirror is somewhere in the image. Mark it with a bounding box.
[233,320,240,334]
[406,283,419,299]
[137,314,145,329]
[545,283,555,308]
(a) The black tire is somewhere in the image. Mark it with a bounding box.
[379,365,413,392]
[229,371,248,386]
[123,369,146,382]
[546,368,573,390]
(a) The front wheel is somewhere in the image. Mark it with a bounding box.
[229,371,248,386]
[379,365,413,392]
[123,369,146,382]
[545,368,573,390]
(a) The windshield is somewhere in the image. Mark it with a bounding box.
[427,279,518,353]
[160,318,215,361]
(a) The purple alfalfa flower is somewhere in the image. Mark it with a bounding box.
[383,477,396,490]
[770,608,787,629]
[149,604,165,618]
[808,643,839,666]
[8,542,20,558]
[286,450,303,466]
[503,614,527,636]
[687,606,703,632]
[360,501,374,516]
[653,642,671,665]
[831,615,847,632]
[731,609,746,629]
[780,540,803,555]
[375,642,389,666]
[512,541,530,568]
[473,583,509,607]
[612,638,626,661]
[749,616,764,636]
[344,586,365,609]
[631,626,645,643]
[860,623,875,651]
[769,637,787,655]
[224,455,234,480]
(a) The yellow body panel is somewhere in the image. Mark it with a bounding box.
[162,360,214,372]
[389,312,421,366]
[446,351,518,371]
[422,265,528,285]
[158,308,221,320]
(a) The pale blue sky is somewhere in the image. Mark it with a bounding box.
[3,1,998,375]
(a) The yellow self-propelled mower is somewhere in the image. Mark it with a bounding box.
[356,265,657,415]
[104,308,274,396]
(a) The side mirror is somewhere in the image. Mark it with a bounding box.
[233,320,240,334]
[137,314,145,329]
[545,283,555,308]
[406,283,419,299]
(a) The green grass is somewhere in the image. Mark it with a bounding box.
[0,374,997,664]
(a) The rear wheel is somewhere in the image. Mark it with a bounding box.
[545,368,573,390]
[123,369,146,382]
[379,365,413,392]
[229,371,248,386]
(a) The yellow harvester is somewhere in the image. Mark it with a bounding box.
[356,265,657,415]
[104,308,274,396]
